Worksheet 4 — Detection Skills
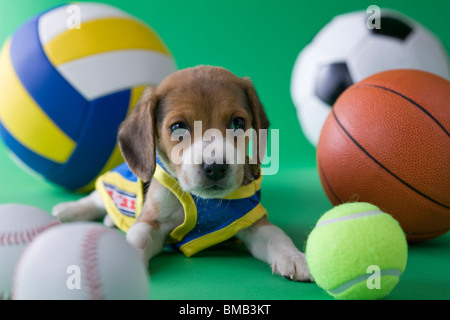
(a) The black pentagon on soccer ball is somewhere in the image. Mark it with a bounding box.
[315,62,353,107]
[371,16,413,40]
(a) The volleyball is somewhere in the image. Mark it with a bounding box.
[0,2,176,191]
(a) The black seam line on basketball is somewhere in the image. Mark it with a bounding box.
[318,158,343,204]
[332,108,450,210]
[407,227,450,236]
[359,84,450,138]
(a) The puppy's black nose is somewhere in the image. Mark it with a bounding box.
[203,163,228,181]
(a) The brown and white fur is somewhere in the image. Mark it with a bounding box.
[53,66,312,282]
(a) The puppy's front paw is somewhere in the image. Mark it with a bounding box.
[52,201,83,222]
[272,251,313,282]
[126,223,157,266]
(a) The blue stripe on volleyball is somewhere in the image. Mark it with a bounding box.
[45,89,131,190]
[9,13,88,141]
[0,119,59,176]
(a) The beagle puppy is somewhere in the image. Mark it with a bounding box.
[53,65,312,282]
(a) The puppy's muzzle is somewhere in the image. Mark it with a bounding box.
[203,163,228,181]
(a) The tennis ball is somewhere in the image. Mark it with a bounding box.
[306,202,408,300]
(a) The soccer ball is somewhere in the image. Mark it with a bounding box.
[291,9,450,146]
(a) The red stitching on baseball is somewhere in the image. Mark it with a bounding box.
[0,220,60,247]
[81,226,110,300]
[5,219,60,300]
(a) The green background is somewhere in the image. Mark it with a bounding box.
[0,0,449,300]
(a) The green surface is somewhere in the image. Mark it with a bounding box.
[0,0,449,300]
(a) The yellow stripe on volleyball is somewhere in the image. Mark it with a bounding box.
[0,39,75,164]
[75,85,148,193]
[128,85,148,114]
[44,17,171,66]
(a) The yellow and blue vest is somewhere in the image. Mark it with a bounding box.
[95,156,267,257]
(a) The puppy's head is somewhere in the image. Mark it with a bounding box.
[118,66,269,198]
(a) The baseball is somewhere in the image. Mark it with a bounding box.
[0,203,60,299]
[13,222,149,300]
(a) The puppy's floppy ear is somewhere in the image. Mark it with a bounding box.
[241,77,270,133]
[118,87,158,182]
[240,77,270,176]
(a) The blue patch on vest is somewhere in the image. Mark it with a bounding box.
[171,190,261,250]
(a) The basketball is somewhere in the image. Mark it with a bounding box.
[0,2,176,192]
[317,69,450,242]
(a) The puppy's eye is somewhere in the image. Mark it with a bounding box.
[170,122,188,133]
[231,117,246,131]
